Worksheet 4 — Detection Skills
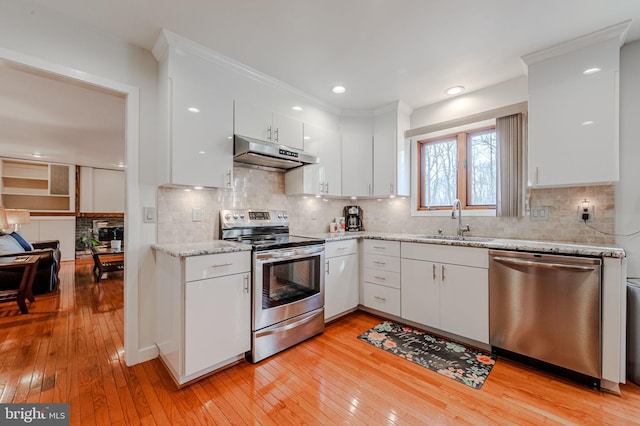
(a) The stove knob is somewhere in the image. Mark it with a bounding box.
[240,214,245,219]
[224,214,231,220]
[233,214,239,219]
[283,214,288,219]
[278,214,283,219]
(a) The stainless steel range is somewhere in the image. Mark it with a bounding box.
[220,209,325,363]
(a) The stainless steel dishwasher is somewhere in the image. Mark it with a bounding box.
[489,250,602,379]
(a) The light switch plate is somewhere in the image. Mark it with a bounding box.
[143,207,156,223]
[192,207,203,222]
[530,206,549,221]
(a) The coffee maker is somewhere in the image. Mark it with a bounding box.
[344,205,364,231]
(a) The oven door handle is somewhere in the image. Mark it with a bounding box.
[256,245,325,263]
[255,310,322,338]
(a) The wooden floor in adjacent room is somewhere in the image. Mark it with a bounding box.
[1,259,640,425]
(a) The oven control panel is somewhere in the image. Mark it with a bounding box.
[220,209,289,228]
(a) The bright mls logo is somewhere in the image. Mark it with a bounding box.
[0,404,69,425]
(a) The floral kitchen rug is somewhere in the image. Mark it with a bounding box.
[357,321,496,389]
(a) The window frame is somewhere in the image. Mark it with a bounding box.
[417,125,496,211]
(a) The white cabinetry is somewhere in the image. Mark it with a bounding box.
[155,250,251,385]
[342,133,373,196]
[523,23,628,187]
[20,217,76,261]
[362,239,401,316]
[154,42,234,188]
[373,104,411,197]
[235,101,303,150]
[79,167,124,213]
[324,239,359,321]
[401,243,489,343]
[285,123,341,196]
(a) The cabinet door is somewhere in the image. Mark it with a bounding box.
[234,101,274,142]
[439,264,489,343]
[273,112,303,150]
[171,78,233,188]
[324,254,359,321]
[401,258,439,328]
[304,123,341,196]
[184,273,251,376]
[341,133,372,196]
[373,127,396,196]
[527,37,620,187]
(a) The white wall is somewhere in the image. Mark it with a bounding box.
[410,76,527,129]
[0,2,158,363]
[616,39,640,278]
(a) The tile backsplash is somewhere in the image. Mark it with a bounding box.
[157,167,615,245]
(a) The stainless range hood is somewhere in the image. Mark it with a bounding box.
[233,135,319,172]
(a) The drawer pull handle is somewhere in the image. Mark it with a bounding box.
[373,261,386,265]
[373,296,387,302]
[373,246,386,250]
[432,264,437,280]
[374,276,386,281]
[337,247,347,251]
[209,263,233,268]
[243,274,249,293]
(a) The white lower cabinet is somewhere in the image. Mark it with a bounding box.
[155,250,251,385]
[401,243,489,344]
[362,239,401,316]
[324,240,359,321]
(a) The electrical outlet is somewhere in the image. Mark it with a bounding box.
[578,205,595,222]
[530,206,549,221]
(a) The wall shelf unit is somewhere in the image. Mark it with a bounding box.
[1,158,75,213]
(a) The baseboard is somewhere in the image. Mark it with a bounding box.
[127,344,158,366]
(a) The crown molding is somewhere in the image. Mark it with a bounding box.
[521,20,630,69]
[152,29,341,115]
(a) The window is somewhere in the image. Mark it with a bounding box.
[418,126,496,210]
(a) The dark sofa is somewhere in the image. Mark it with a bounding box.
[0,240,61,294]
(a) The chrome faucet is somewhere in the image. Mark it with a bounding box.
[451,198,470,237]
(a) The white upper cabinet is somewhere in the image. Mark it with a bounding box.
[154,42,234,189]
[234,101,304,150]
[285,122,341,196]
[523,22,628,187]
[79,167,125,213]
[342,132,373,196]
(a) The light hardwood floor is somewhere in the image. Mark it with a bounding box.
[1,259,640,425]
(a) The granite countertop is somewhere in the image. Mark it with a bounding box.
[152,240,251,257]
[300,231,626,258]
[154,232,625,258]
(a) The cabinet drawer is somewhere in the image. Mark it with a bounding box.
[185,252,250,282]
[326,239,358,258]
[364,239,400,256]
[364,267,400,289]
[364,254,400,273]
[363,283,401,316]
[401,242,488,268]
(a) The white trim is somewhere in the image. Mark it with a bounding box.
[0,46,142,366]
[521,20,630,70]
[153,29,341,116]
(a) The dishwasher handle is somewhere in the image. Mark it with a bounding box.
[492,256,599,272]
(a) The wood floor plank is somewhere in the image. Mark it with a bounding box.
[1,260,640,425]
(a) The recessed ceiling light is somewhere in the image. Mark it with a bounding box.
[445,86,465,95]
[292,106,303,112]
[582,120,595,126]
[198,151,206,155]
[583,67,601,75]
[116,162,125,168]
[304,136,310,140]
[194,186,203,190]
[32,153,43,158]
[187,107,200,113]
[332,86,346,94]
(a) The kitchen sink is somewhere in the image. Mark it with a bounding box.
[419,235,494,243]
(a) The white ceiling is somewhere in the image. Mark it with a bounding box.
[2,0,640,169]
